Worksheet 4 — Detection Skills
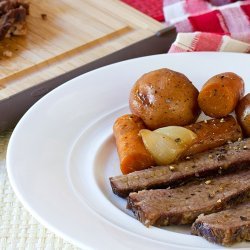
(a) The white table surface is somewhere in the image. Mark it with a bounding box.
[0,131,79,250]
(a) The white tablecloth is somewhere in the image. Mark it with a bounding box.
[0,131,79,249]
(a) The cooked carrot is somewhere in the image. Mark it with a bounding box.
[236,93,250,137]
[113,114,155,174]
[183,115,242,157]
[198,72,245,118]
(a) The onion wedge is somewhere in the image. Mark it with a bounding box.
[140,127,197,165]
[155,126,197,148]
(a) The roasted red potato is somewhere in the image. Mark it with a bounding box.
[129,68,200,129]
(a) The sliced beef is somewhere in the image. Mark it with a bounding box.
[192,202,250,245]
[110,138,250,197]
[0,0,29,40]
[127,169,250,227]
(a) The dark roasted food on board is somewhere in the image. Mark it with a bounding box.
[0,0,29,40]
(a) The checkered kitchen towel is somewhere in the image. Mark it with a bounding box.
[122,0,165,21]
[167,0,250,52]
[124,0,250,53]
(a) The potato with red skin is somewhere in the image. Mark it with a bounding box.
[236,93,250,137]
[198,72,245,118]
[129,68,200,130]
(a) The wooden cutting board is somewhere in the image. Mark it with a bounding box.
[0,0,163,100]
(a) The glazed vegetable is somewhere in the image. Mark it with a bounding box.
[113,114,155,174]
[129,68,200,129]
[139,117,241,165]
[140,127,197,165]
[198,72,245,118]
[155,126,197,148]
[236,93,250,137]
[184,115,242,157]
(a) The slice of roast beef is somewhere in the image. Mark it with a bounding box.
[127,169,250,227]
[110,138,250,197]
[0,0,29,40]
[191,202,250,245]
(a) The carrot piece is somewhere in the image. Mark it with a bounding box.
[198,72,244,118]
[236,93,250,137]
[184,115,242,157]
[113,114,155,174]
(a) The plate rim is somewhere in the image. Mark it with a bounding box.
[6,52,250,250]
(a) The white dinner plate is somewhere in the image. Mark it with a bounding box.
[7,52,250,250]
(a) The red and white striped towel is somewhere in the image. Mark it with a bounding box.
[123,0,250,53]
[172,1,250,42]
[163,0,241,25]
[169,32,250,52]
[164,0,250,52]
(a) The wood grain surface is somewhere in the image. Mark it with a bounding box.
[0,0,163,100]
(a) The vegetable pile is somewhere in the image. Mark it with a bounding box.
[113,68,248,174]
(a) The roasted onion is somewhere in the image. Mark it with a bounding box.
[140,126,197,165]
